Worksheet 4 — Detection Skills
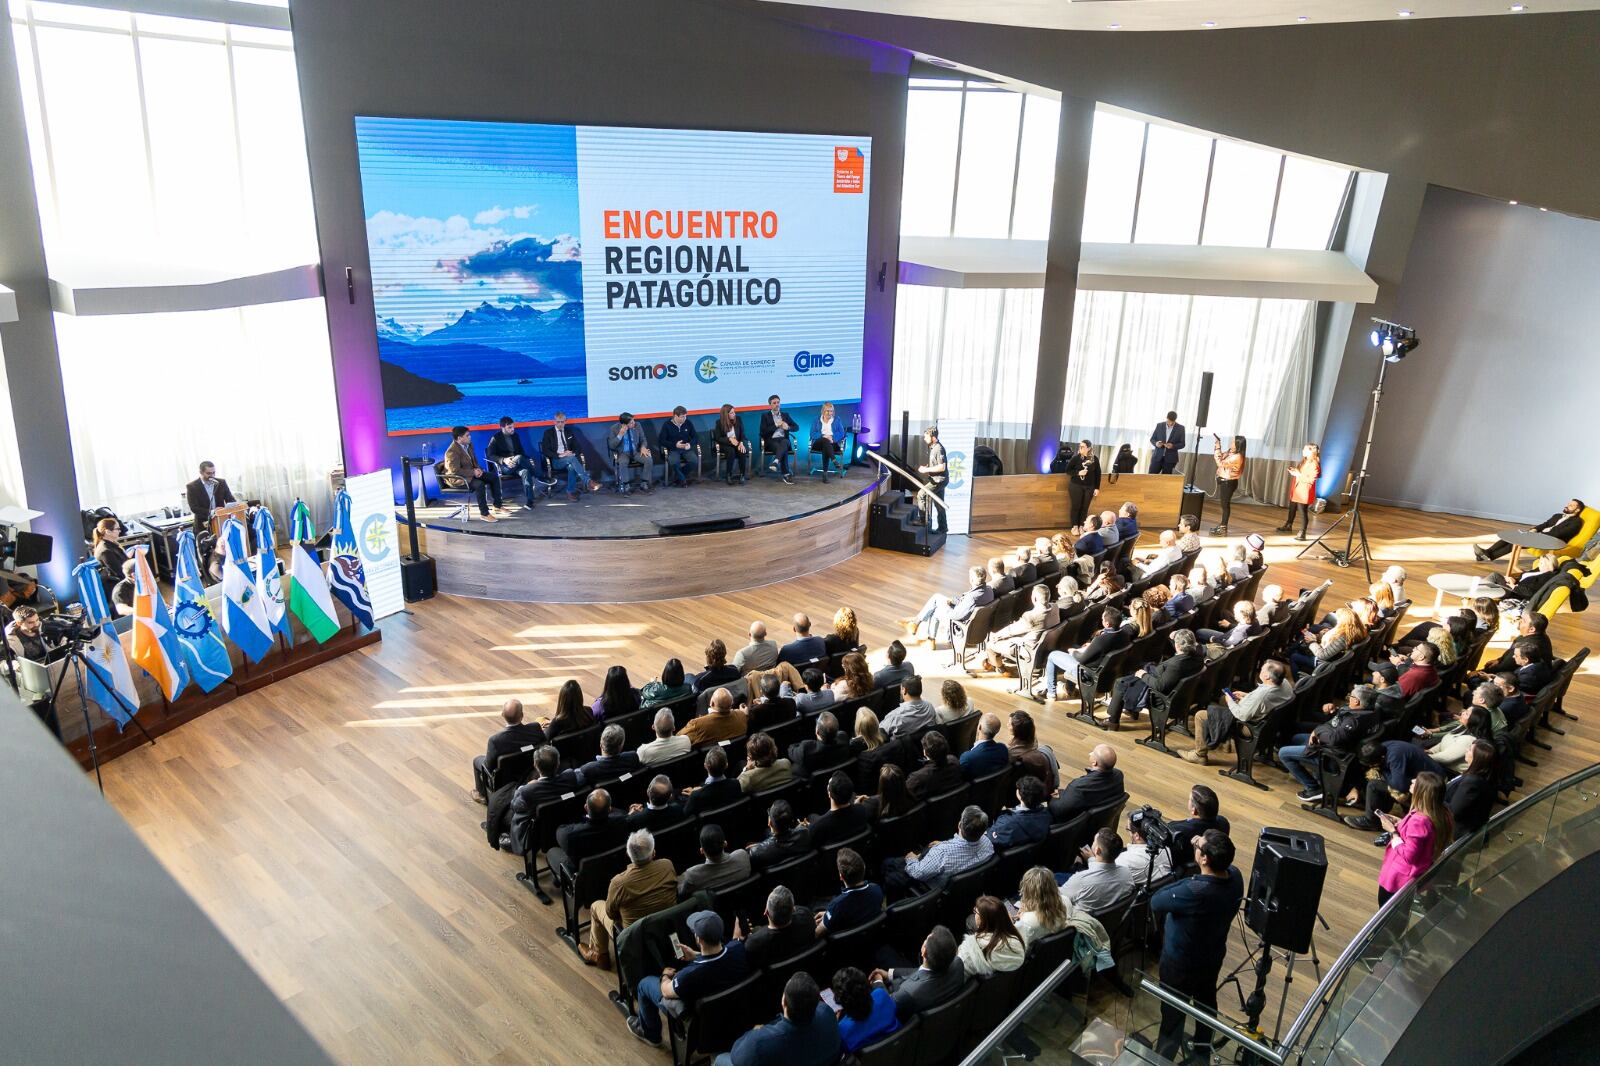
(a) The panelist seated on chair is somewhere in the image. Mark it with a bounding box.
[605,412,654,493]
[713,403,750,484]
[810,401,849,483]
[760,394,799,484]
[442,425,509,522]
[1183,659,1294,765]
[486,415,549,508]
[1103,628,1206,732]
[185,460,237,534]
[1473,498,1586,561]
[540,412,601,501]
[657,405,699,487]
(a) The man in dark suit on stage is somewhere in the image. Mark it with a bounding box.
[658,406,699,487]
[1148,411,1186,474]
[540,412,601,501]
[1474,498,1586,561]
[185,460,237,534]
[760,394,800,484]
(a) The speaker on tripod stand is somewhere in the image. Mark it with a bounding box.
[1245,827,1327,954]
[1179,371,1213,526]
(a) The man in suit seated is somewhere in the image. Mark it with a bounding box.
[1474,498,1585,560]
[471,697,546,803]
[657,405,699,487]
[1049,744,1124,822]
[873,640,915,691]
[901,565,995,646]
[748,799,812,871]
[604,413,654,494]
[485,415,550,508]
[959,713,1010,779]
[805,771,872,848]
[549,788,629,884]
[1185,660,1295,765]
[868,926,968,1019]
[736,885,815,970]
[580,828,676,970]
[1074,515,1108,557]
[578,724,644,785]
[905,731,962,798]
[1104,630,1205,732]
[1476,613,1551,676]
[747,673,798,733]
[679,823,753,897]
[443,425,509,522]
[1148,411,1186,474]
[184,460,237,535]
[1116,502,1140,543]
[816,847,885,934]
[504,746,579,854]
[1342,740,1448,833]
[626,775,687,830]
[1510,639,1554,695]
[682,746,745,816]
[882,805,993,899]
[1162,573,1196,622]
[987,774,1050,848]
[760,394,800,484]
[540,411,601,501]
[986,557,1015,595]
[789,712,853,779]
[777,613,827,666]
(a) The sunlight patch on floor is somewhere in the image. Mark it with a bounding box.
[511,623,653,639]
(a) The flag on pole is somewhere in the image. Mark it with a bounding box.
[129,547,189,702]
[328,489,375,630]
[69,559,142,728]
[220,517,273,662]
[287,499,340,643]
[251,506,293,646]
[171,529,234,691]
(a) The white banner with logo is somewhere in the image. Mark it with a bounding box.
[939,419,977,536]
[344,471,405,620]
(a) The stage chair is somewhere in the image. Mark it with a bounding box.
[606,443,652,495]
[806,436,848,480]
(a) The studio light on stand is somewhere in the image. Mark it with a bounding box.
[1297,319,1419,580]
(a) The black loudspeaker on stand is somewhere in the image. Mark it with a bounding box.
[1245,828,1328,954]
[399,457,438,602]
[1180,370,1214,524]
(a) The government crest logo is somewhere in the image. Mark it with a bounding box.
[173,599,215,639]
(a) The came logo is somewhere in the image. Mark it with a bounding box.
[694,356,719,384]
[793,350,836,374]
[608,363,679,382]
[946,450,968,491]
[361,514,391,561]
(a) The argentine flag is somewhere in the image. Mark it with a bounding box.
[69,559,142,728]
[328,489,375,630]
[252,506,293,646]
[287,500,340,643]
[220,517,273,662]
[172,529,234,691]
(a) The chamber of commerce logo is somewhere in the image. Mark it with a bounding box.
[946,450,968,491]
[608,363,678,381]
[793,350,836,373]
[694,356,719,383]
[361,514,391,561]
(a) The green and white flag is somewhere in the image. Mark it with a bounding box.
[287,499,340,643]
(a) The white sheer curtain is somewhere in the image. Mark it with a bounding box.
[0,337,26,512]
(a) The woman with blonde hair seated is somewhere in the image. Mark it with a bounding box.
[1015,866,1070,946]
[825,606,860,655]
[1291,605,1366,676]
[850,707,886,752]
[1129,598,1155,639]
[1368,580,1397,616]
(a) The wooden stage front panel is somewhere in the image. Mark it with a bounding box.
[970,472,1184,533]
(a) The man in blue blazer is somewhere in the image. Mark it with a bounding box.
[1149,411,1186,474]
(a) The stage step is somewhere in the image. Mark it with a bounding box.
[868,491,946,556]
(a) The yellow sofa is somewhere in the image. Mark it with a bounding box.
[1531,505,1600,561]
[1537,554,1600,620]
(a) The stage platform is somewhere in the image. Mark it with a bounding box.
[400,470,883,603]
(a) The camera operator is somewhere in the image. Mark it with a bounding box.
[4,606,67,739]
[1120,807,1174,884]
[1151,828,1243,1061]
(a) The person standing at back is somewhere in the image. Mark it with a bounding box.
[1150,829,1243,1061]
[1064,440,1101,527]
[1149,411,1186,474]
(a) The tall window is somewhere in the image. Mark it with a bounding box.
[9,2,340,522]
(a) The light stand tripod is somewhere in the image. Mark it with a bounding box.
[1298,355,1392,583]
[48,639,153,794]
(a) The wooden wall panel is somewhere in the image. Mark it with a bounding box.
[970,472,1187,532]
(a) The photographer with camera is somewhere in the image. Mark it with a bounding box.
[4,605,67,739]
[1121,806,1174,884]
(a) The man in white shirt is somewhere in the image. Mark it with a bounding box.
[1116,815,1174,885]
[733,621,779,672]
[1140,530,1185,577]
[637,709,692,766]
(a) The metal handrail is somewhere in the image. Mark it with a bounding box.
[1137,977,1288,1065]
[955,957,1078,1066]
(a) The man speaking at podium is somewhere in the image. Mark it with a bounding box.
[185,460,237,534]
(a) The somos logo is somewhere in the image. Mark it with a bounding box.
[793,350,836,374]
[694,356,719,383]
[609,363,678,382]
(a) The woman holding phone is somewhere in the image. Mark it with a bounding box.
[1376,771,1452,905]
[1211,434,1246,535]
[1280,442,1321,541]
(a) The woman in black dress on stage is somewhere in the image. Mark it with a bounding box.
[1064,439,1101,527]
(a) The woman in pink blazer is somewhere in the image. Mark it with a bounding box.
[1377,771,1454,905]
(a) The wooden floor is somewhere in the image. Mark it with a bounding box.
[100,497,1600,1066]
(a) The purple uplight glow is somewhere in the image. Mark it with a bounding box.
[1037,443,1058,474]
[859,330,892,451]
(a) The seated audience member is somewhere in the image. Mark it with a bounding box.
[1276,686,1381,801]
[1074,514,1107,557]
[737,885,816,971]
[783,667,837,713]
[960,713,1009,779]
[1104,630,1205,731]
[592,665,641,721]
[807,771,872,847]
[858,764,917,823]
[1343,740,1448,832]
[111,559,138,616]
[1392,641,1441,698]
[682,747,744,816]
[883,805,993,898]
[825,606,861,656]
[738,732,795,793]
[693,639,742,694]
[629,909,750,1047]
[733,621,780,672]
[934,679,974,725]
[722,972,840,1066]
[789,711,853,778]
[1185,660,1294,765]
[679,823,752,896]
[1049,532,1075,562]
[1224,544,1251,583]
[1446,740,1498,839]
[1466,681,1512,739]
[1085,562,1125,602]
[1038,607,1132,701]
[957,896,1026,977]
[1474,498,1586,561]
[1049,743,1124,821]
[873,640,916,690]
[1256,584,1291,626]
[1116,502,1140,543]
[749,799,812,870]
[471,698,545,803]
[1510,639,1554,695]
[1141,530,1185,576]
[830,966,899,1054]
[1162,573,1196,620]
[1176,514,1202,554]
[1292,607,1364,677]
[1186,565,1217,606]
[987,775,1050,848]
[905,731,962,798]
[637,709,693,766]
[626,776,685,830]
[1199,601,1260,649]
[1118,811,1174,884]
[1008,710,1060,793]
[678,688,749,746]
[1150,830,1244,1061]
[551,789,628,878]
[1381,565,1408,607]
[817,847,885,933]
[1097,509,1123,548]
[544,679,595,742]
[1167,785,1231,865]
[778,613,827,667]
[1056,575,1085,613]
[580,828,676,970]
[985,584,1054,672]
[640,659,692,710]
[832,651,876,702]
[1009,546,1038,587]
[1015,866,1070,947]
[881,676,935,738]
[1493,672,1532,728]
[1417,706,1493,773]
[986,557,1015,595]
[746,674,799,733]
[1063,829,1136,915]
[578,724,644,785]
[504,746,579,854]
[1478,613,1551,675]
[868,926,968,1018]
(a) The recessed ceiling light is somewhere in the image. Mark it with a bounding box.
[1107,22,1121,28]
[1202,20,1217,27]
[1397,9,1413,16]
[1509,200,1519,205]
[1510,2,1527,10]
[1297,15,1310,21]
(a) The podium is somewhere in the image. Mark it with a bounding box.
[209,502,249,540]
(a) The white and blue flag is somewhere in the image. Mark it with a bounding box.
[69,559,142,728]
[328,490,374,630]
[220,517,273,662]
[171,529,234,691]
[251,506,293,646]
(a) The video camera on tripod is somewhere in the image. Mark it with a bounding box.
[1128,803,1173,853]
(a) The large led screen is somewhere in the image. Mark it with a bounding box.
[354,117,872,434]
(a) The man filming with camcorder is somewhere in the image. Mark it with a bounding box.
[3,605,70,740]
